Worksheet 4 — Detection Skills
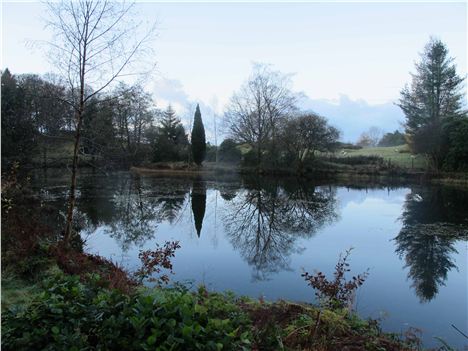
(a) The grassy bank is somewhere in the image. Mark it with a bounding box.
[132,158,468,188]
[2,270,420,351]
[338,145,428,169]
[30,138,468,187]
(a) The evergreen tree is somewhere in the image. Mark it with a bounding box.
[191,104,206,166]
[151,105,189,162]
[160,105,180,141]
[378,130,406,147]
[398,38,466,169]
[1,69,37,167]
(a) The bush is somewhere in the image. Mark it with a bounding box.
[204,144,218,162]
[218,139,241,164]
[442,117,468,172]
[1,167,58,278]
[241,149,258,167]
[2,274,252,351]
[326,155,385,166]
[302,248,369,309]
[336,142,363,150]
[378,131,406,147]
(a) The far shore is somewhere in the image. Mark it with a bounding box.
[130,162,468,188]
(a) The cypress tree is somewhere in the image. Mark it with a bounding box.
[191,104,206,166]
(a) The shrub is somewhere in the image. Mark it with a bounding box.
[1,166,58,278]
[442,117,468,172]
[134,241,181,285]
[326,155,385,166]
[218,139,241,164]
[2,274,252,351]
[204,143,218,162]
[241,149,258,167]
[302,248,369,309]
[334,142,363,150]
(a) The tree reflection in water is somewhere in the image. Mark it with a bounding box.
[191,179,207,237]
[223,178,338,281]
[394,186,468,302]
[105,176,190,251]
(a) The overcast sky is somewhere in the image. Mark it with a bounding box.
[2,1,467,141]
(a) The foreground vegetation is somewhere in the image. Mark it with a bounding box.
[3,271,423,351]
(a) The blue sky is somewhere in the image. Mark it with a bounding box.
[2,1,467,141]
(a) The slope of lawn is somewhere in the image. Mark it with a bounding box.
[338,145,428,170]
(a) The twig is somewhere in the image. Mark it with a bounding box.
[312,309,322,339]
[451,324,468,339]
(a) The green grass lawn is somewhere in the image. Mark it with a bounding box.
[237,143,428,170]
[338,145,428,170]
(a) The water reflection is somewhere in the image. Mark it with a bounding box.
[106,176,159,250]
[394,186,468,302]
[33,170,467,298]
[191,180,207,237]
[223,178,338,281]
[76,175,191,251]
[30,170,468,348]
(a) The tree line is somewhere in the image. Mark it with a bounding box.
[1,70,208,169]
[3,38,467,175]
[1,64,342,172]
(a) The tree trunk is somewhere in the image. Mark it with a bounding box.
[63,108,83,246]
[43,144,47,168]
[257,142,262,171]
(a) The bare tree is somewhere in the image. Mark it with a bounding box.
[113,83,154,160]
[224,64,298,167]
[46,0,156,246]
[367,126,383,147]
[356,132,373,148]
[357,126,382,148]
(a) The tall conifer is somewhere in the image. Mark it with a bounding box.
[191,104,206,166]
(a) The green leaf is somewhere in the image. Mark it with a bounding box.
[147,335,157,345]
[182,325,192,337]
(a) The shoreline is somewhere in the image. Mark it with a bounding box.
[130,164,468,188]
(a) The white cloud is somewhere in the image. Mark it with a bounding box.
[301,94,405,142]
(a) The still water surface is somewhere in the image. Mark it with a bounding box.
[32,170,467,348]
